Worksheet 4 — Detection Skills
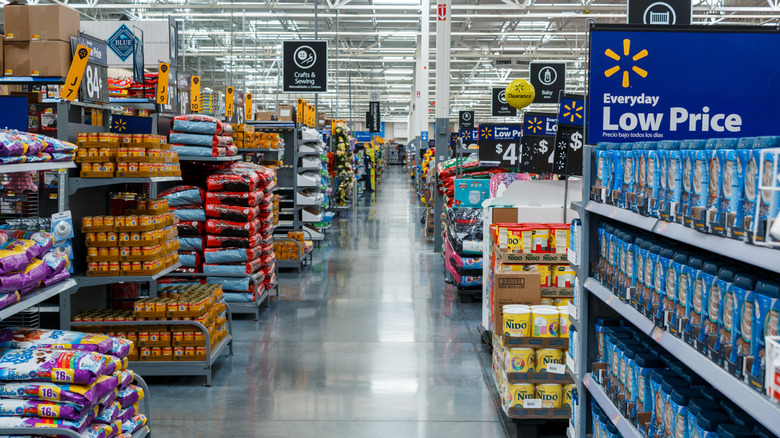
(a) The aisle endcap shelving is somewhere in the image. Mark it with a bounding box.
[165,271,271,318]
[0,161,76,175]
[236,148,283,153]
[0,278,77,321]
[75,262,182,288]
[585,276,780,435]
[68,176,183,195]
[0,76,64,84]
[586,200,780,275]
[570,200,583,214]
[583,373,642,438]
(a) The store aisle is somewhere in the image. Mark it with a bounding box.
[148,166,508,438]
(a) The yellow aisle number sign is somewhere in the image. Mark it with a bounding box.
[245,93,253,120]
[157,62,170,104]
[190,76,201,113]
[225,86,234,118]
[297,99,305,124]
[60,45,91,101]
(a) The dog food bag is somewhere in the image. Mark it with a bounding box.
[203,257,263,276]
[206,234,260,249]
[0,407,95,433]
[171,119,219,135]
[0,328,114,355]
[205,190,265,207]
[98,389,118,408]
[750,280,780,380]
[179,237,205,252]
[204,245,264,264]
[0,349,108,385]
[118,403,138,422]
[80,422,117,438]
[116,385,144,409]
[0,398,95,420]
[171,206,206,223]
[178,251,202,268]
[121,414,147,434]
[205,219,260,238]
[177,221,204,237]
[94,401,121,425]
[0,249,31,276]
[159,185,205,206]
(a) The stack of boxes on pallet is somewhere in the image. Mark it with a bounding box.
[75,133,181,178]
[3,4,79,77]
[231,124,256,149]
[74,284,229,362]
[274,231,312,261]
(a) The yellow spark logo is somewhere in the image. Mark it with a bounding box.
[604,39,648,88]
[480,127,493,138]
[528,117,543,134]
[113,120,127,132]
[562,100,583,124]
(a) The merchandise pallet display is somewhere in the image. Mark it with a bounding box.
[569,145,780,438]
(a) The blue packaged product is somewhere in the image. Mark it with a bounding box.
[597,226,608,279]
[686,398,720,438]
[668,141,686,220]
[654,248,675,322]
[612,144,625,196]
[618,233,630,297]
[634,239,649,307]
[625,236,637,301]
[618,343,639,399]
[750,280,780,380]
[692,410,728,438]
[619,143,634,209]
[668,252,689,333]
[631,143,645,211]
[753,137,780,242]
[716,423,756,438]
[753,423,774,438]
[709,138,739,231]
[658,140,680,216]
[657,378,686,436]
[693,262,719,346]
[669,388,696,438]
[647,148,662,217]
[632,353,663,420]
[596,144,614,201]
[695,387,723,402]
[728,138,755,233]
[711,266,735,355]
[643,245,662,315]
[728,275,756,370]
[594,318,619,363]
[683,140,707,219]
[648,370,677,434]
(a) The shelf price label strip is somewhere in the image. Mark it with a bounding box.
[60,45,91,101]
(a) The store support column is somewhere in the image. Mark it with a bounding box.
[433,0,451,251]
[414,0,430,153]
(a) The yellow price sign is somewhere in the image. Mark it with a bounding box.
[60,44,91,101]
[297,99,305,124]
[245,93,253,120]
[157,62,170,105]
[225,86,234,118]
[190,76,201,113]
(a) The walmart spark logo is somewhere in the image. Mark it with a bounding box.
[604,39,648,88]
[480,126,493,139]
[527,117,543,134]
[113,120,127,132]
[562,100,583,124]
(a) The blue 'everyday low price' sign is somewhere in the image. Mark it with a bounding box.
[587,25,780,143]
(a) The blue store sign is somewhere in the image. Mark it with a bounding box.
[588,25,780,143]
[478,124,523,141]
[522,113,557,137]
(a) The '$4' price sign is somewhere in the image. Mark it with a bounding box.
[480,141,519,166]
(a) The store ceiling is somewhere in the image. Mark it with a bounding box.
[62,0,780,123]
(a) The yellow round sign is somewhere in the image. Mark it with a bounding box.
[505,79,535,110]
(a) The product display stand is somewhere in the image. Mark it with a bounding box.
[164,271,275,320]
[572,145,780,437]
[274,237,312,272]
[0,373,153,438]
[72,316,233,387]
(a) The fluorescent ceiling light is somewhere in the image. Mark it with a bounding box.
[374,0,420,4]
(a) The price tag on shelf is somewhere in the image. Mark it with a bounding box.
[607,294,615,304]
[583,374,592,387]
[523,399,542,409]
[657,221,668,233]
[651,327,664,342]
[612,414,621,424]
[609,208,618,218]
[547,363,566,374]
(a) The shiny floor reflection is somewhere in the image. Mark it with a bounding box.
[148,167,507,437]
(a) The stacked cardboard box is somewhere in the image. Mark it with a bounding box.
[3,4,79,77]
[230,124,257,149]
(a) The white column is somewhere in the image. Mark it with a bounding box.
[416,0,430,142]
[432,0,451,252]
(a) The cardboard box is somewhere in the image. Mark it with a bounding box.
[493,207,518,224]
[277,104,294,121]
[29,41,71,77]
[4,5,31,42]
[255,111,273,121]
[4,42,30,76]
[30,5,80,42]
[492,271,541,337]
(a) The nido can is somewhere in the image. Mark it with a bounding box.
[531,308,560,337]
[536,383,562,408]
[506,348,535,373]
[536,348,564,372]
[507,383,535,409]
[503,305,531,337]
[563,384,576,408]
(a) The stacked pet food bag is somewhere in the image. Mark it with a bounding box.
[0,130,77,166]
[0,231,71,310]
[590,318,774,438]
[202,163,277,301]
[168,115,237,158]
[0,328,148,437]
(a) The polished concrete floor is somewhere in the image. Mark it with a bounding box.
[147,167,509,437]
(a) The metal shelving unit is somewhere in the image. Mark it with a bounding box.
[67,176,183,195]
[0,279,77,322]
[71,317,233,387]
[582,374,642,438]
[0,76,64,84]
[177,155,242,162]
[73,262,183,288]
[0,162,76,174]
[575,144,780,437]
